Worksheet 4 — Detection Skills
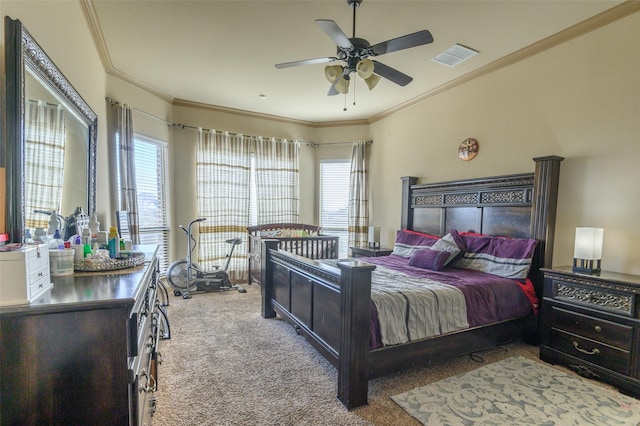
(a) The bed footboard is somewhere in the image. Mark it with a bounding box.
[260,240,375,409]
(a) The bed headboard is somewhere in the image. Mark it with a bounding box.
[400,156,563,298]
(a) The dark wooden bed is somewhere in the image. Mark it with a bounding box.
[247,223,339,286]
[259,156,563,409]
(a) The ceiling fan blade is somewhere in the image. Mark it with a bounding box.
[315,19,353,50]
[275,57,338,69]
[372,61,413,86]
[327,84,339,96]
[370,30,433,56]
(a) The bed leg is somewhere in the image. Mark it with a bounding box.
[336,261,375,409]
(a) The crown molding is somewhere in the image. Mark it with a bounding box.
[82,0,640,127]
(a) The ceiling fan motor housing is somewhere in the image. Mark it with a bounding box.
[337,38,371,73]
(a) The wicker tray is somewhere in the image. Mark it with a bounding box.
[74,251,146,272]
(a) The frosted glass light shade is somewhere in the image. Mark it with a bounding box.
[364,74,380,90]
[368,226,380,249]
[573,227,603,274]
[325,65,343,83]
[334,76,350,94]
[356,59,375,79]
[574,227,604,259]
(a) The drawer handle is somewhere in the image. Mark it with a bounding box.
[594,325,602,332]
[573,341,600,355]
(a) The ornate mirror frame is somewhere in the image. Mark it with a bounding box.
[4,16,97,243]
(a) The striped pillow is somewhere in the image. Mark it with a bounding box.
[391,230,438,258]
[453,234,538,279]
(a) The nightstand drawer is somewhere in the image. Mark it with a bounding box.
[549,329,631,376]
[550,306,633,351]
[552,280,635,317]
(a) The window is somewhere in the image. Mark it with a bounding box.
[117,135,170,271]
[319,160,350,258]
[134,137,170,271]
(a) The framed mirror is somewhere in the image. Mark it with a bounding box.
[4,16,97,243]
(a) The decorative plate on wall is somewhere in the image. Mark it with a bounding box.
[458,138,479,161]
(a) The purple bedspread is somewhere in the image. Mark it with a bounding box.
[361,255,533,349]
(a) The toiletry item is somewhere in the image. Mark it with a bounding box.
[89,213,100,236]
[82,227,91,244]
[48,230,64,250]
[108,227,120,259]
[74,236,84,261]
[49,249,74,276]
[83,244,92,258]
[97,231,108,247]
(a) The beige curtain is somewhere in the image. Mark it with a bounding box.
[196,129,251,281]
[348,140,369,247]
[24,101,66,231]
[112,103,140,244]
[254,137,300,224]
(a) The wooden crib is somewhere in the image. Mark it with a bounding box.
[247,223,339,286]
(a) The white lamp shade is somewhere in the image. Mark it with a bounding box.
[356,58,375,79]
[368,226,380,243]
[574,227,604,259]
[324,65,343,83]
[364,73,380,90]
[334,75,350,94]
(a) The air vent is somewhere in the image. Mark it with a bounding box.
[432,44,478,67]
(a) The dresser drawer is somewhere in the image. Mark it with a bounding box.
[550,306,633,351]
[549,328,631,376]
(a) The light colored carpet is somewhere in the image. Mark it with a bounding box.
[392,355,640,425]
[151,282,625,425]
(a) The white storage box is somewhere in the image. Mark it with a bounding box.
[0,244,53,306]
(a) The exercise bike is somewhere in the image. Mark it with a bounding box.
[166,218,246,299]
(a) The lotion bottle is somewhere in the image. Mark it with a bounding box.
[108,226,120,258]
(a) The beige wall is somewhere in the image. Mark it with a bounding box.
[368,11,640,274]
[2,2,638,275]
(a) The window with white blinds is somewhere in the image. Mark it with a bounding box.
[133,136,170,271]
[319,160,350,258]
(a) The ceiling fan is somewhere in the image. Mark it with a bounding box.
[275,0,433,96]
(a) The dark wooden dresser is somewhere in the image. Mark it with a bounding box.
[540,266,640,397]
[0,245,167,425]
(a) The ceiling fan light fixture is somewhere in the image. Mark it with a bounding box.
[325,65,343,83]
[364,73,380,90]
[335,75,350,94]
[356,58,375,79]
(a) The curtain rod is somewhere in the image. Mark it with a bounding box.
[105,97,308,143]
[307,140,372,147]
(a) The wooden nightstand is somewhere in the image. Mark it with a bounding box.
[540,266,640,397]
[350,246,393,258]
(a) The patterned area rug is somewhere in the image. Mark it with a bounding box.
[391,355,640,425]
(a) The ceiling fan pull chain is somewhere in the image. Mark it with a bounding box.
[353,78,357,106]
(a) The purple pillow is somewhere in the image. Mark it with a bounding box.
[454,234,538,279]
[391,230,438,258]
[409,249,450,271]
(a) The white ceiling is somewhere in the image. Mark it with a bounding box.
[89,0,625,124]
